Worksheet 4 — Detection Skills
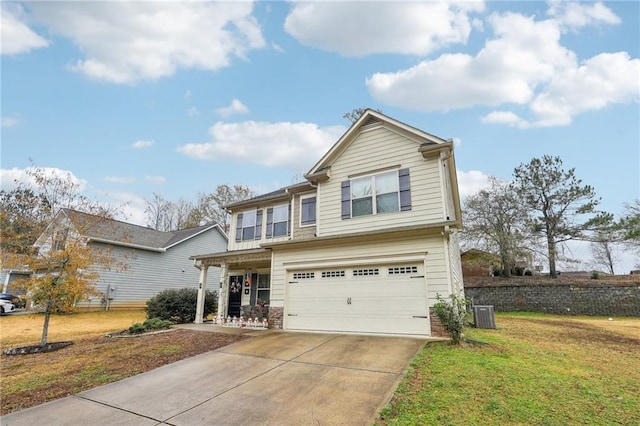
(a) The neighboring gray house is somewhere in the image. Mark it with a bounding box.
[34,209,227,310]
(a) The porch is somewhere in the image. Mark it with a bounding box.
[191,248,274,326]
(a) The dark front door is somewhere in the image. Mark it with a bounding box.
[228,275,243,318]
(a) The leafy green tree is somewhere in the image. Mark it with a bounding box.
[462,177,534,277]
[513,155,609,277]
[618,199,640,248]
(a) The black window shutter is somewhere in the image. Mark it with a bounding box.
[399,168,412,211]
[235,213,243,242]
[287,204,292,235]
[255,210,263,240]
[341,181,351,219]
[266,207,273,239]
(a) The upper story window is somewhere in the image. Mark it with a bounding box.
[267,204,290,238]
[300,196,316,226]
[341,168,411,219]
[235,209,263,242]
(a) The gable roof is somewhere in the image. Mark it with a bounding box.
[44,209,226,252]
[225,181,315,211]
[306,109,449,181]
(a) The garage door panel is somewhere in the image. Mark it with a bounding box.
[286,263,430,336]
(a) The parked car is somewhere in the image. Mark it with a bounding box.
[0,298,15,315]
[0,293,18,301]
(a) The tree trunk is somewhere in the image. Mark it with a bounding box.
[500,251,511,277]
[547,236,557,278]
[40,305,52,347]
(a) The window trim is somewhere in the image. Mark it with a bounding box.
[341,168,411,219]
[351,170,399,217]
[235,209,263,242]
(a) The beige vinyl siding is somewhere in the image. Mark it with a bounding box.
[75,229,226,309]
[318,126,446,236]
[269,232,450,310]
[228,207,292,251]
[292,192,317,240]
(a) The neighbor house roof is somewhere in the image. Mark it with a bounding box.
[48,209,226,252]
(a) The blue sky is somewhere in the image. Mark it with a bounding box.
[1,1,639,271]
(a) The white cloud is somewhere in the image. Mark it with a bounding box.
[25,2,265,84]
[0,3,50,55]
[0,167,87,192]
[131,139,154,149]
[144,175,166,185]
[481,111,531,128]
[547,0,621,29]
[1,116,18,128]
[103,176,135,184]
[184,90,192,101]
[456,169,491,199]
[271,42,284,54]
[367,5,637,128]
[367,12,575,111]
[284,1,485,56]
[216,98,249,118]
[103,190,148,227]
[177,121,347,168]
[216,99,249,118]
[187,107,200,117]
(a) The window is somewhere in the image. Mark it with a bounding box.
[257,274,270,305]
[388,266,418,275]
[266,204,290,238]
[342,168,411,219]
[52,230,68,250]
[353,268,379,276]
[300,196,316,226]
[321,270,345,278]
[292,272,315,279]
[235,209,263,242]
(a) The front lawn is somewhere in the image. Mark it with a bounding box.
[378,313,640,425]
[0,311,246,415]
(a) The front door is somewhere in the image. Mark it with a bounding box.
[228,275,243,318]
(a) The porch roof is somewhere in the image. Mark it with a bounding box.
[190,248,271,268]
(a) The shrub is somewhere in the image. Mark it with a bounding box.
[146,288,217,323]
[128,317,173,334]
[524,270,533,276]
[591,271,600,280]
[432,293,469,345]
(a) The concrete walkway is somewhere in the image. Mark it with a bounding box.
[2,330,430,425]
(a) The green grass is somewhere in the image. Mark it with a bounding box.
[377,314,640,426]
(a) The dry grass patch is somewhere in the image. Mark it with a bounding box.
[0,311,246,415]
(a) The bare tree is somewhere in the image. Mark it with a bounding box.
[343,107,382,123]
[144,193,174,231]
[188,184,255,233]
[462,177,534,277]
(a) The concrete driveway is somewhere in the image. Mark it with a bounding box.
[1,331,428,425]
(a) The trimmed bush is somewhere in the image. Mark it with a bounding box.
[146,288,217,323]
[128,317,173,334]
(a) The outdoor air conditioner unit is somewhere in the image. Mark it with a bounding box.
[473,305,496,329]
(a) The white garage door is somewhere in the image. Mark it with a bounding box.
[286,264,430,336]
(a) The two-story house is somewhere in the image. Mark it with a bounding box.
[34,209,227,310]
[191,110,463,336]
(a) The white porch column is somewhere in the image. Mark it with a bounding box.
[194,265,208,324]
[217,263,227,319]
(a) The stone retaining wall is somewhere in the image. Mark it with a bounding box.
[464,276,640,317]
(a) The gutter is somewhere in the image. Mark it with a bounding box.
[87,237,166,253]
